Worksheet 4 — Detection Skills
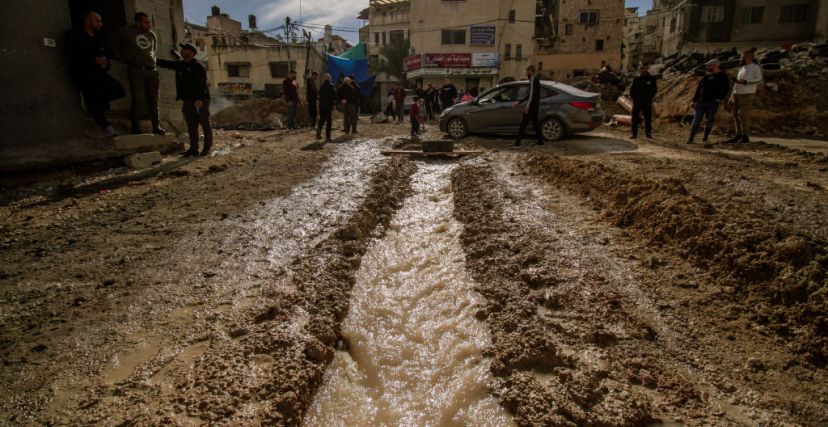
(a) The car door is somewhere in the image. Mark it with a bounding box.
[497,84,529,133]
[466,86,511,132]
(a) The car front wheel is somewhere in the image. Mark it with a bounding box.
[541,117,566,142]
[446,118,468,139]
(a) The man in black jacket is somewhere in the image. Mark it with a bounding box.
[66,11,125,137]
[157,43,212,156]
[629,64,657,139]
[306,71,319,128]
[337,77,358,134]
[317,73,336,142]
[440,78,457,110]
[512,65,543,148]
[688,59,730,144]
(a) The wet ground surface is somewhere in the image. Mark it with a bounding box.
[1,122,826,425]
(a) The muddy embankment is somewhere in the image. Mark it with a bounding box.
[183,157,415,424]
[521,153,827,366]
[451,162,654,426]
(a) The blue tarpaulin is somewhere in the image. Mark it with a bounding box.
[327,52,374,98]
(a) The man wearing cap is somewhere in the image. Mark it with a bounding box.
[113,12,165,135]
[687,59,730,144]
[157,43,212,156]
[728,51,763,143]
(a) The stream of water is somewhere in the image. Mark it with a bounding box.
[305,163,514,427]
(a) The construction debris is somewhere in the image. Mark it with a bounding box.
[212,98,312,130]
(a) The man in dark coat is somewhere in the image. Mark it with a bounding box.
[337,76,358,134]
[283,70,299,129]
[66,10,125,137]
[440,78,457,110]
[629,64,657,139]
[306,71,319,128]
[512,65,543,148]
[317,73,336,142]
[688,59,730,144]
[157,43,212,156]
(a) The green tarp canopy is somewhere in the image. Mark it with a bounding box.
[334,42,366,61]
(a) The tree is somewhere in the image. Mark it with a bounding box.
[373,37,411,85]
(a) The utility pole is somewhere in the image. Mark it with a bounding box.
[285,17,292,74]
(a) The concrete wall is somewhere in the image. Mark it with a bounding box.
[0,0,185,154]
[0,0,86,149]
[730,0,819,42]
[208,43,326,96]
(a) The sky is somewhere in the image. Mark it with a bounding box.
[183,0,653,45]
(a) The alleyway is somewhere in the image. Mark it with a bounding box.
[1,124,826,425]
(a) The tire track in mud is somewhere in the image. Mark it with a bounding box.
[164,155,415,425]
[451,160,655,426]
[34,142,415,425]
[520,153,827,366]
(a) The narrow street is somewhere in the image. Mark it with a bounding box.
[1,124,826,425]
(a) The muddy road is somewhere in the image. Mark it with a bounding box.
[1,123,826,425]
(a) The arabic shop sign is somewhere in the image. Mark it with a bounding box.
[470,25,496,45]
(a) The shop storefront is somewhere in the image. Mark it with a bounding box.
[404,52,500,93]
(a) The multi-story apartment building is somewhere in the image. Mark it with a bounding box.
[533,0,625,79]
[361,0,535,103]
[622,7,642,71]
[185,7,326,99]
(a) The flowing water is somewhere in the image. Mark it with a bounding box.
[305,163,514,427]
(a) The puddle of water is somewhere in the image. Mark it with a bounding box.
[305,163,514,427]
[101,337,162,385]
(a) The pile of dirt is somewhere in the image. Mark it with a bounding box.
[521,153,828,365]
[212,98,312,130]
[451,162,654,426]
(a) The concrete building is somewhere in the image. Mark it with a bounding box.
[650,0,828,57]
[622,7,642,71]
[533,0,625,79]
[186,7,326,100]
[363,0,411,111]
[0,0,185,168]
[406,0,535,91]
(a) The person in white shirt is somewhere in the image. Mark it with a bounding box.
[728,51,763,143]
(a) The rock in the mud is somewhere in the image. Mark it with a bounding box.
[304,338,333,363]
[124,151,162,170]
[746,357,766,371]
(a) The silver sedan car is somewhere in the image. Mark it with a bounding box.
[439,80,604,141]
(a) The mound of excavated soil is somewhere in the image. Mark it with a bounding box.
[212,98,313,130]
[521,153,828,365]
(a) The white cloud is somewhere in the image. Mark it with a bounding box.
[257,0,365,40]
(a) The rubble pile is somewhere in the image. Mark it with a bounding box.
[645,42,828,138]
[212,98,312,130]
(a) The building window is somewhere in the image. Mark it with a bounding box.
[595,39,604,51]
[269,61,296,78]
[565,23,573,35]
[227,63,250,78]
[441,29,466,44]
[670,16,676,33]
[579,10,599,25]
[516,44,522,60]
[504,43,511,60]
[741,6,764,24]
[701,6,724,23]
[779,4,809,23]
[538,62,543,71]
[374,32,379,45]
[389,30,405,44]
[509,9,516,23]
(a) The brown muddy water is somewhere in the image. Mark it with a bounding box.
[305,163,514,427]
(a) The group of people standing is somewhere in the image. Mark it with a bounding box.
[68,10,213,156]
[284,71,363,142]
[628,50,763,145]
[386,78,463,124]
